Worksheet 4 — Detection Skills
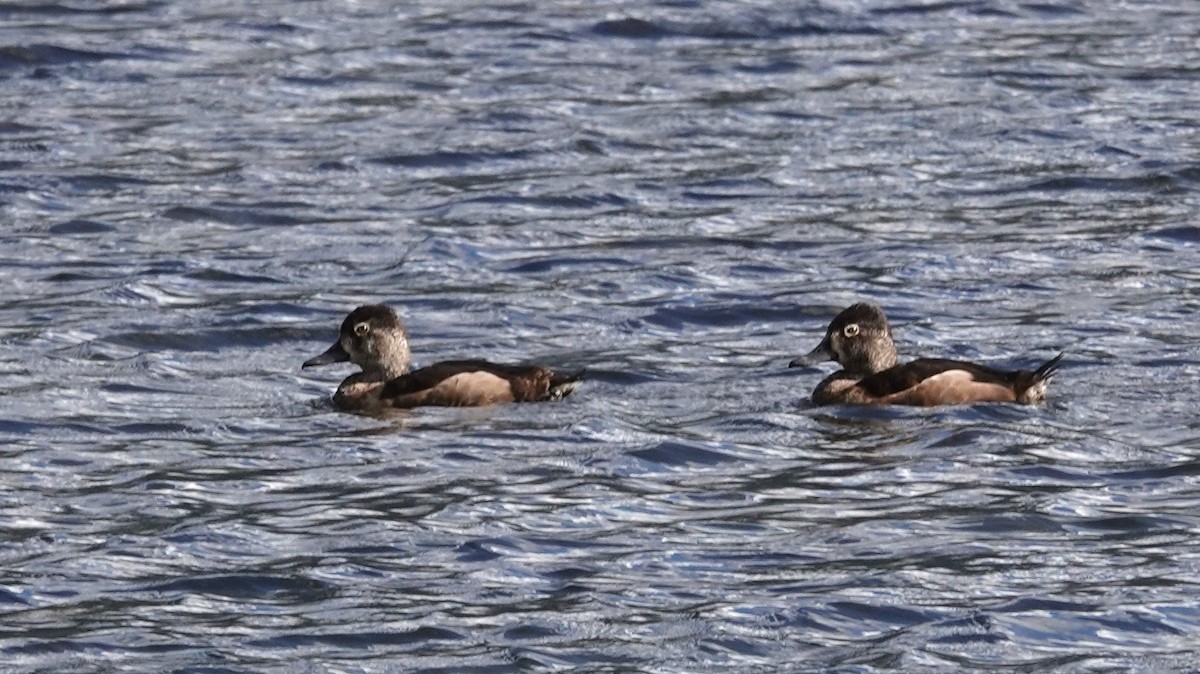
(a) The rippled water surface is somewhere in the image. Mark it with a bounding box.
[4,1,1200,671]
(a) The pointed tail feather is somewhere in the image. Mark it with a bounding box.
[1034,351,1065,382]
[1016,352,1064,404]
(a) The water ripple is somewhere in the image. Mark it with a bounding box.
[2,0,1200,672]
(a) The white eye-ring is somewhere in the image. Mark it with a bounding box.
[843,323,860,338]
[354,322,370,337]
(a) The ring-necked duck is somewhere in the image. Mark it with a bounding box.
[789,302,1062,406]
[304,305,580,412]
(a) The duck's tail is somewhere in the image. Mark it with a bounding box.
[1016,352,1064,404]
[1035,352,1065,381]
[546,370,583,401]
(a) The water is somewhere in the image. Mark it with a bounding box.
[3,1,1200,671]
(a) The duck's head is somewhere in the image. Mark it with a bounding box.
[789,302,898,375]
[303,304,412,378]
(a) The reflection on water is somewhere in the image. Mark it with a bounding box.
[3,0,1200,671]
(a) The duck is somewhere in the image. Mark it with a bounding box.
[788,302,1063,406]
[303,304,580,412]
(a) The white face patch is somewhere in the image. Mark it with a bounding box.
[829,332,846,362]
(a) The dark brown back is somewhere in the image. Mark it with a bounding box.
[857,358,1019,398]
[380,360,577,407]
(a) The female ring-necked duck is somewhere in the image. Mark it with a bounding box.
[789,302,1063,406]
[303,305,580,412]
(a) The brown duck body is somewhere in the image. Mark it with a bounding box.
[304,305,579,413]
[379,360,579,408]
[791,303,1062,407]
[810,356,1063,406]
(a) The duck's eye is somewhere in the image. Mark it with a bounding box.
[843,323,860,338]
[353,322,370,337]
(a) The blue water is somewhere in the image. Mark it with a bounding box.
[3,1,1200,672]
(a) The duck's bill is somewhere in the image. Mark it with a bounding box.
[788,337,835,368]
[303,341,350,368]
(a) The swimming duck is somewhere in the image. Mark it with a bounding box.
[303,304,580,412]
[789,302,1063,406]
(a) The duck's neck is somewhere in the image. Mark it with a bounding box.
[380,359,408,380]
[871,342,899,372]
[847,342,898,376]
[367,334,411,380]
[362,353,409,381]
